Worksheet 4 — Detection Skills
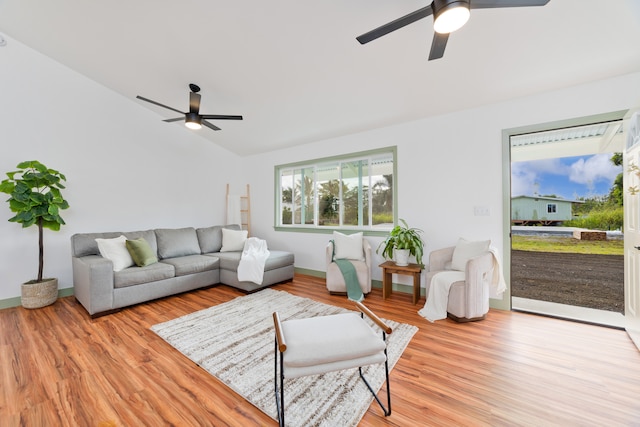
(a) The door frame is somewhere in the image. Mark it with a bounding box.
[497,110,629,311]
[624,112,640,349]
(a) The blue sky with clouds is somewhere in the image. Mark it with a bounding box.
[511,153,622,200]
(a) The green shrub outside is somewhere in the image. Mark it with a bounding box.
[564,206,623,231]
[281,207,292,224]
[373,213,393,225]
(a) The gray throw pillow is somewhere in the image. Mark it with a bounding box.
[196,224,241,254]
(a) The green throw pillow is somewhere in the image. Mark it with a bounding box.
[125,238,158,267]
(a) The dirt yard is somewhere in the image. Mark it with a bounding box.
[510,250,624,313]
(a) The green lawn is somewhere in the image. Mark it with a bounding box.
[511,235,624,255]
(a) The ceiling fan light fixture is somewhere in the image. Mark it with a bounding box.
[433,0,470,34]
[185,112,202,130]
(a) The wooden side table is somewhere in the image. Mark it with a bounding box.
[379,261,422,304]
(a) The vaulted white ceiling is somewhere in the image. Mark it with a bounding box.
[1,0,639,156]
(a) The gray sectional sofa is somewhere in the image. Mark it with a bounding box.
[71,225,294,317]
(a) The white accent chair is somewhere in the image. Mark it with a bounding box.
[425,242,494,322]
[273,302,392,426]
[325,239,372,295]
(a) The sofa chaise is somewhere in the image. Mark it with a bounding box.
[71,225,294,317]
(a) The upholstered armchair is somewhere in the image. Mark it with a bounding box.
[325,236,372,295]
[424,239,495,322]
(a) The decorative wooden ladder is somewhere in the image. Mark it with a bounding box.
[226,184,251,236]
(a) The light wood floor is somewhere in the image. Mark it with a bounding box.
[2,274,640,426]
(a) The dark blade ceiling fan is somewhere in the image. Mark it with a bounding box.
[136,84,242,131]
[356,0,550,60]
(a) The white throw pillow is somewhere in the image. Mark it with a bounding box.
[451,238,490,272]
[95,235,135,272]
[333,231,364,261]
[220,228,248,252]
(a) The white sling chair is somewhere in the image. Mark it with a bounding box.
[272,302,392,426]
[325,236,372,295]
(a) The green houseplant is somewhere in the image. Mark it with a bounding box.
[377,219,425,267]
[0,160,69,308]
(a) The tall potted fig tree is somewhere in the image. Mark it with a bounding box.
[0,160,69,308]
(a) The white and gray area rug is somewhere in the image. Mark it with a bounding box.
[151,288,418,427]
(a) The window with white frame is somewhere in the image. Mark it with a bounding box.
[276,147,396,231]
[547,203,557,214]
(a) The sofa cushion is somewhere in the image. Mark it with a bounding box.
[211,250,294,272]
[72,231,123,257]
[155,227,201,259]
[114,262,175,288]
[210,252,242,270]
[160,255,220,277]
[95,235,135,272]
[196,224,241,253]
[126,237,158,267]
[220,228,248,252]
[265,251,295,271]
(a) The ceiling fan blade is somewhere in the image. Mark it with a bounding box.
[163,117,184,123]
[202,120,221,131]
[200,115,243,120]
[189,92,201,114]
[470,0,549,9]
[428,32,449,60]
[136,95,185,115]
[356,5,434,44]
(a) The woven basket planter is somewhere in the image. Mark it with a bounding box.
[21,278,58,309]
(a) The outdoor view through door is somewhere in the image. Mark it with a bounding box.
[510,121,625,321]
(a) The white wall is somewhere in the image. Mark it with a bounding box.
[0,35,243,300]
[244,72,640,301]
[2,31,639,305]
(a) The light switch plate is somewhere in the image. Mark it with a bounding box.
[474,206,490,216]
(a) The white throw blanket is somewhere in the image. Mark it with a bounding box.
[489,247,507,298]
[418,270,465,322]
[237,237,270,284]
[418,247,506,322]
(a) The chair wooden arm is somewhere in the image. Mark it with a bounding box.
[355,301,392,335]
[273,312,287,352]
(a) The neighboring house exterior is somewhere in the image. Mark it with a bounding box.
[511,196,581,225]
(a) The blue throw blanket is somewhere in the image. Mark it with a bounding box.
[331,240,364,302]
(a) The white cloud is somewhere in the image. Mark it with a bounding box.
[511,155,621,198]
[511,162,538,196]
[568,154,621,192]
[511,159,569,196]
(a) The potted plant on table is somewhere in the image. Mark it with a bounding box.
[377,219,425,267]
[0,160,70,308]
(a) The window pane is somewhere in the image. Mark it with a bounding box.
[280,170,293,225]
[371,156,394,226]
[317,164,340,227]
[293,168,315,225]
[275,147,395,231]
[342,160,368,226]
[302,168,315,224]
